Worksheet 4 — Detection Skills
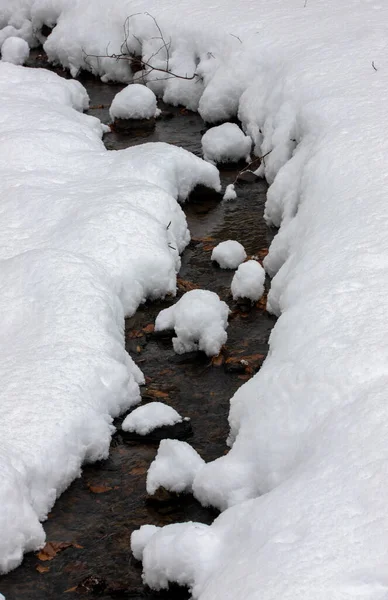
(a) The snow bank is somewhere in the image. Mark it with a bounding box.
[0,61,220,573]
[211,240,246,269]
[1,35,29,64]
[202,123,251,165]
[155,290,229,356]
[4,1,388,598]
[109,83,160,121]
[147,440,205,495]
[231,260,265,302]
[122,402,185,435]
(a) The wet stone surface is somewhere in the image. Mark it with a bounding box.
[0,57,276,599]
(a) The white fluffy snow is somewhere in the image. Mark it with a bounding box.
[231,260,265,302]
[202,123,251,165]
[4,1,388,599]
[122,402,185,435]
[155,290,229,356]
[109,83,160,121]
[0,61,220,574]
[147,439,205,495]
[222,183,237,201]
[211,240,246,269]
[1,35,29,64]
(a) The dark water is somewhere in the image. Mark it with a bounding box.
[0,58,275,600]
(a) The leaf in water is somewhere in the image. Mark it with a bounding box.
[88,484,113,494]
[36,564,50,574]
[144,388,169,399]
[37,541,82,562]
[142,323,155,334]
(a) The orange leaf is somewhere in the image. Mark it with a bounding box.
[36,564,50,574]
[142,323,155,334]
[88,484,113,494]
[37,541,81,562]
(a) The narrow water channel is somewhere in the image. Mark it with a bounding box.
[0,59,276,600]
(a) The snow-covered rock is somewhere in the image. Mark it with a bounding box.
[202,123,251,165]
[132,522,220,592]
[109,84,160,121]
[211,240,246,269]
[231,260,265,302]
[223,184,237,201]
[122,402,185,435]
[1,36,29,64]
[131,525,160,561]
[147,439,205,495]
[155,290,229,356]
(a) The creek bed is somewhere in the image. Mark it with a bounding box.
[0,64,276,600]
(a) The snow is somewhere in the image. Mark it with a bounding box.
[131,522,220,593]
[109,83,161,121]
[231,260,265,302]
[1,35,29,64]
[211,240,246,269]
[131,525,160,561]
[222,184,237,201]
[3,0,388,599]
[202,123,251,165]
[147,440,205,495]
[155,289,229,356]
[122,402,185,435]
[0,61,220,574]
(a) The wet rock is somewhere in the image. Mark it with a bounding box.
[41,24,54,38]
[121,419,193,444]
[169,350,207,364]
[237,169,260,183]
[188,184,222,203]
[111,117,156,133]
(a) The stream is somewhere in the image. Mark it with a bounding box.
[0,56,276,600]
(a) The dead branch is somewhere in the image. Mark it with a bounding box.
[83,13,199,84]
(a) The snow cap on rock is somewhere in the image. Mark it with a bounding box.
[147,439,205,495]
[122,402,185,435]
[211,240,247,269]
[1,37,29,65]
[231,260,265,302]
[109,84,160,121]
[155,289,229,356]
[202,123,251,165]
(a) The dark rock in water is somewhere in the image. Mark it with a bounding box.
[188,184,222,203]
[112,117,156,133]
[169,350,207,365]
[41,24,54,38]
[121,418,193,444]
[152,328,174,340]
[237,169,260,183]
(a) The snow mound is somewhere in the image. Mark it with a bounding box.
[211,240,246,269]
[122,402,185,435]
[0,249,142,575]
[147,439,205,495]
[0,61,221,573]
[109,84,160,121]
[155,289,229,356]
[1,36,29,65]
[223,184,237,201]
[231,260,265,302]
[132,522,220,592]
[202,123,251,165]
[131,525,160,561]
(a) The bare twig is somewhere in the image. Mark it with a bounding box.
[233,150,273,186]
[372,61,378,71]
[229,33,242,44]
[83,12,199,83]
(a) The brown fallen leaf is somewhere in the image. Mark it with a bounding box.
[177,277,199,292]
[36,564,50,574]
[64,586,78,593]
[136,345,142,354]
[37,541,83,562]
[129,465,147,476]
[211,353,225,367]
[143,388,169,399]
[88,484,113,494]
[127,329,144,339]
[142,323,155,334]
